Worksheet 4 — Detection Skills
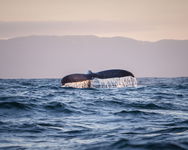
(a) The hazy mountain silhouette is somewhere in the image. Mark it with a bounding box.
[0,35,187,78]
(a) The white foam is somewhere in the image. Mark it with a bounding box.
[91,76,137,88]
[62,80,90,88]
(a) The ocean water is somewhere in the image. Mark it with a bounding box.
[0,78,188,150]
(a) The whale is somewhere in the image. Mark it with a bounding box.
[61,69,136,88]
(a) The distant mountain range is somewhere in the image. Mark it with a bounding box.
[0,35,188,78]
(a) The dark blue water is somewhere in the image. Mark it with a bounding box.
[0,78,188,150]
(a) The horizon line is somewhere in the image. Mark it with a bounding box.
[0,34,188,42]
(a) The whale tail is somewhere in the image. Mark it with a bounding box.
[61,69,137,88]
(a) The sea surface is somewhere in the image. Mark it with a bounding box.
[0,78,188,150]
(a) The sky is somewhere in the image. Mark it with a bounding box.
[0,0,188,78]
[0,0,188,41]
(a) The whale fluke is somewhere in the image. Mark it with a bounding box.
[61,74,92,86]
[95,69,134,79]
[61,69,136,88]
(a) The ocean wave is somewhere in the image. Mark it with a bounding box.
[0,146,26,150]
[0,101,33,110]
[153,127,188,134]
[43,101,78,114]
[114,110,158,117]
[129,103,164,109]
[0,78,188,150]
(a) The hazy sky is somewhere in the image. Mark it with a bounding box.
[0,0,188,41]
[0,0,188,78]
